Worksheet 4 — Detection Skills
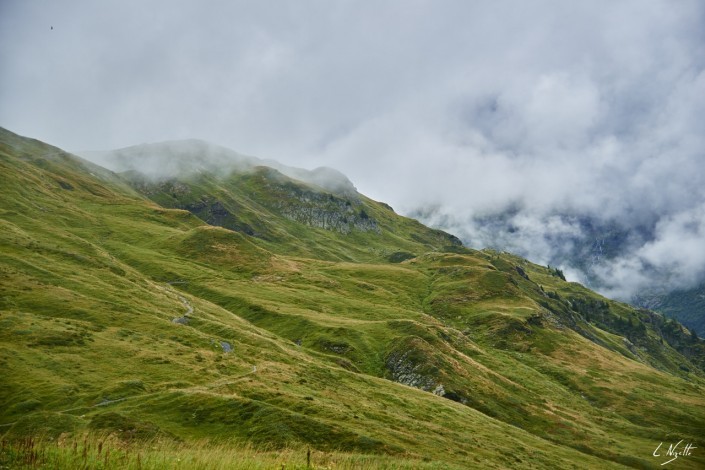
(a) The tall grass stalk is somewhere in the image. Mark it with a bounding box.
[0,434,456,469]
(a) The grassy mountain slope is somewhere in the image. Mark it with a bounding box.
[1,127,704,469]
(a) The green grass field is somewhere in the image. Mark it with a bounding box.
[1,127,704,469]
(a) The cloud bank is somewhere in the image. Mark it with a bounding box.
[2,0,704,299]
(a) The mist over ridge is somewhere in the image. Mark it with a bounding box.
[78,139,357,197]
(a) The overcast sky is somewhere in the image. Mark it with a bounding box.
[2,0,705,297]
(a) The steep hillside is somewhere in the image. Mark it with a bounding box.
[1,127,704,469]
[414,207,705,337]
[79,140,463,263]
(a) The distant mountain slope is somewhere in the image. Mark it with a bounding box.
[2,127,704,469]
[414,206,705,336]
[651,284,705,337]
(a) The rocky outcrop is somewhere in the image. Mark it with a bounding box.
[385,347,437,391]
[385,337,440,392]
[275,187,380,234]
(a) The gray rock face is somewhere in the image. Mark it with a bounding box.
[432,383,446,397]
[385,348,437,392]
[277,189,379,234]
